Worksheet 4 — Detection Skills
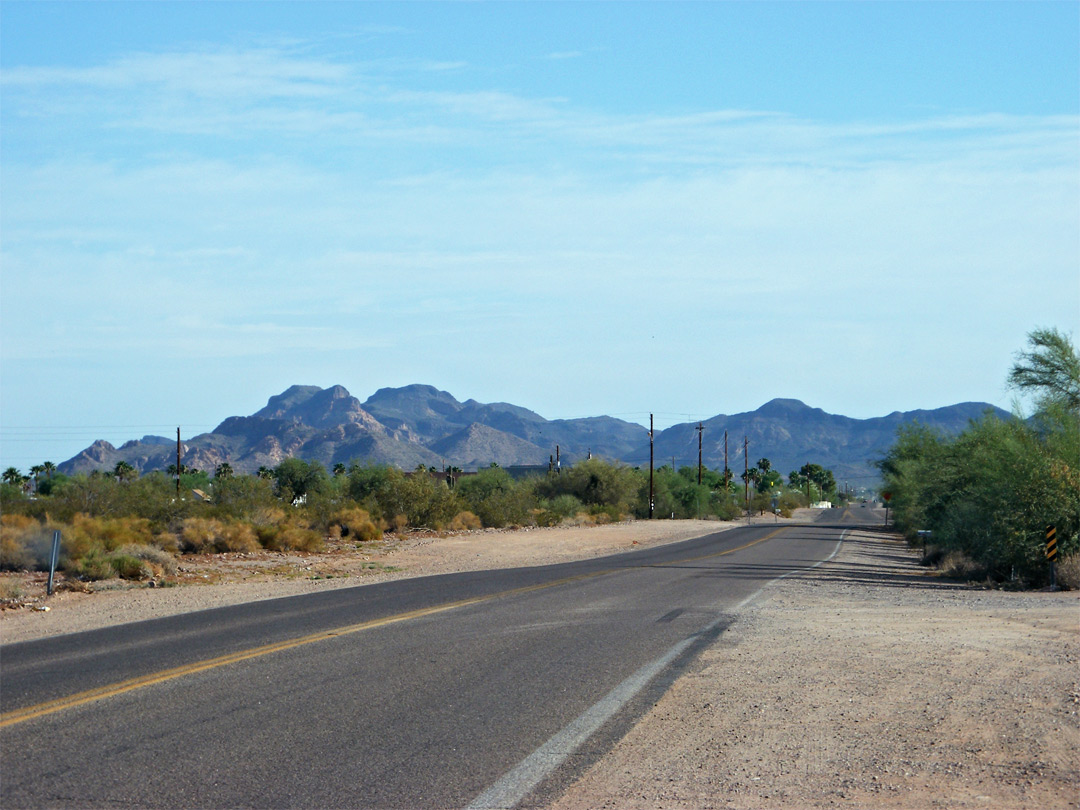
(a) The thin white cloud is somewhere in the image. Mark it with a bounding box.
[2,47,353,98]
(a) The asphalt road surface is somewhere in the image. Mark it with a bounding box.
[1,509,872,809]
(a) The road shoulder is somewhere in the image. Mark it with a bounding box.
[550,528,1080,810]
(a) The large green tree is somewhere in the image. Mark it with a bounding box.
[1008,327,1080,412]
[879,327,1079,585]
[273,458,328,501]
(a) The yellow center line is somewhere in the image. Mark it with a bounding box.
[1,526,790,729]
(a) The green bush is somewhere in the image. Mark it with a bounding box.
[879,329,1080,588]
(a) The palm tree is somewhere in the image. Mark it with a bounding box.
[257,466,273,480]
[214,462,234,479]
[42,461,56,479]
[113,460,137,482]
[333,463,346,477]
[2,467,25,486]
[756,458,772,476]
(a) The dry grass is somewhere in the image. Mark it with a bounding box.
[330,507,382,542]
[449,511,482,531]
[1056,554,1080,590]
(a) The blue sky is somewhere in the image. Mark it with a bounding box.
[2,1,1078,470]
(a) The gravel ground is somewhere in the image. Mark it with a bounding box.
[550,528,1080,810]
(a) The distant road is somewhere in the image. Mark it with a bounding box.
[1,507,875,809]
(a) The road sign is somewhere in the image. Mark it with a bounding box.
[882,491,892,502]
[1046,525,1058,561]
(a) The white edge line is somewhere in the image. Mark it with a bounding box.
[465,530,848,810]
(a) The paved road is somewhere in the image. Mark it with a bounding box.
[1,510,871,808]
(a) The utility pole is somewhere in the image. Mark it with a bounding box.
[696,422,703,485]
[744,436,750,519]
[176,427,182,495]
[724,430,729,488]
[649,414,654,520]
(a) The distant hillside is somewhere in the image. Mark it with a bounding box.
[59,384,648,476]
[58,386,1010,486]
[645,398,1011,488]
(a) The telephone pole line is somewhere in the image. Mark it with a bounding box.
[176,427,182,496]
[723,430,729,489]
[696,422,703,485]
[744,436,750,519]
[649,414,655,520]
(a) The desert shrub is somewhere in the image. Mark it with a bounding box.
[69,549,113,581]
[0,578,23,600]
[455,468,533,528]
[536,459,641,515]
[346,464,397,517]
[0,533,35,571]
[1056,554,1080,590]
[331,507,382,542]
[216,522,260,553]
[179,517,225,553]
[920,545,947,567]
[2,514,38,533]
[880,407,1079,585]
[154,530,181,554]
[0,514,40,570]
[390,469,460,529]
[534,494,583,527]
[587,503,623,524]
[300,490,348,534]
[250,505,286,527]
[108,553,152,580]
[69,514,155,551]
[114,543,177,576]
[389,514,409,534]
[940,551,990,582]
[448,511,482,531]
[254,525,282,549]
[177,517,257,553]
[49,474,126,519]
[275,526,324,552]
[211,474,277,521]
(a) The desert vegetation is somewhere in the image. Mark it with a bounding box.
[1,450,835,585]
[879,327,1079,587]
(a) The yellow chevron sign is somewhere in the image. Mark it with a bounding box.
[1046,525,1058,561]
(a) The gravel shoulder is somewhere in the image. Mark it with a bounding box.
[550,527,1080,810]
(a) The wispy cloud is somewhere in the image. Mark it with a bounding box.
[1,34,1076,447]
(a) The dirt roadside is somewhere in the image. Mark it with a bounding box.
[550,527,1079,810]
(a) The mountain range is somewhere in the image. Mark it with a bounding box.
[58,384,1010,488]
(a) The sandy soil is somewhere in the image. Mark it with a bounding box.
[2,515,1077,809]
[551,527,1080,810]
